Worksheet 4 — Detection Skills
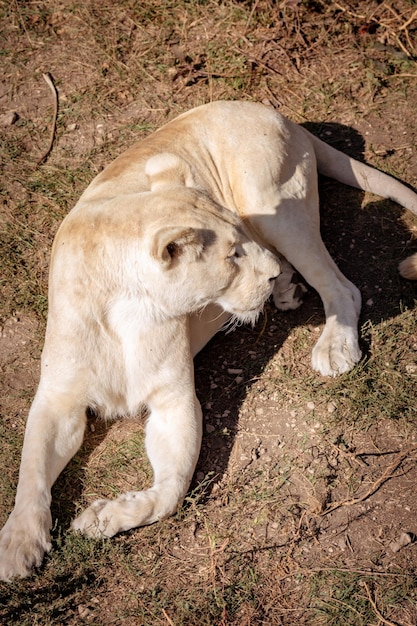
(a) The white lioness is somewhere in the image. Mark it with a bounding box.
[1,101,416,581]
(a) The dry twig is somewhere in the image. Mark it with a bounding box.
[363,581,398,626]
[162,609,175,626]
[399,8,417,31]
[36,73,58,166]
[320,446,417,516]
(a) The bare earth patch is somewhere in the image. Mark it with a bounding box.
[0,1,416,624]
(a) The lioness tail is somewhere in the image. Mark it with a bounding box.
[306,130,417,279]
[306,131,417,215]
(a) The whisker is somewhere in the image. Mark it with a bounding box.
[196,304,209,320]
[209,308,229,324]
[223,316,239,333]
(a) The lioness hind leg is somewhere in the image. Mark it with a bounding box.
[273,257,307,310]
[0,389,86,581]
[72,391,203,538]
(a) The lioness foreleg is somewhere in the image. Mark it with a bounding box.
[72,388,203,538]
[0,389,86,581]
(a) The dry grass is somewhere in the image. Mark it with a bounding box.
[1,0,417,623]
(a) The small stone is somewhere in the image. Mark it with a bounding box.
[227,368,243,375]
[327,402,337,414]
[206,424,215,433]
[306,401,315,411]
[78,605,90,618]
[1,111,19,126]
[389,532,414,553]
[95,123,106,145]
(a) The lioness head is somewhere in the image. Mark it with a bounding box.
[142,153,281,323]
[139,185,280,324]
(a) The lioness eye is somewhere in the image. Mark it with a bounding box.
[227,244,243,259]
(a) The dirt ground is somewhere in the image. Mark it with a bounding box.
[1,1,417,624]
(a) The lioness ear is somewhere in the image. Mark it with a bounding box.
[152,226,204,268]
[145,153,196,191]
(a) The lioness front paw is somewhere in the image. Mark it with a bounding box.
[312,327,361,376]
[72,493,152,538]
[0,513,52,581]
[72,499,118,538]
[73,490,174,538]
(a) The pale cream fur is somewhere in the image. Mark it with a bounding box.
[1,101,416,581]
